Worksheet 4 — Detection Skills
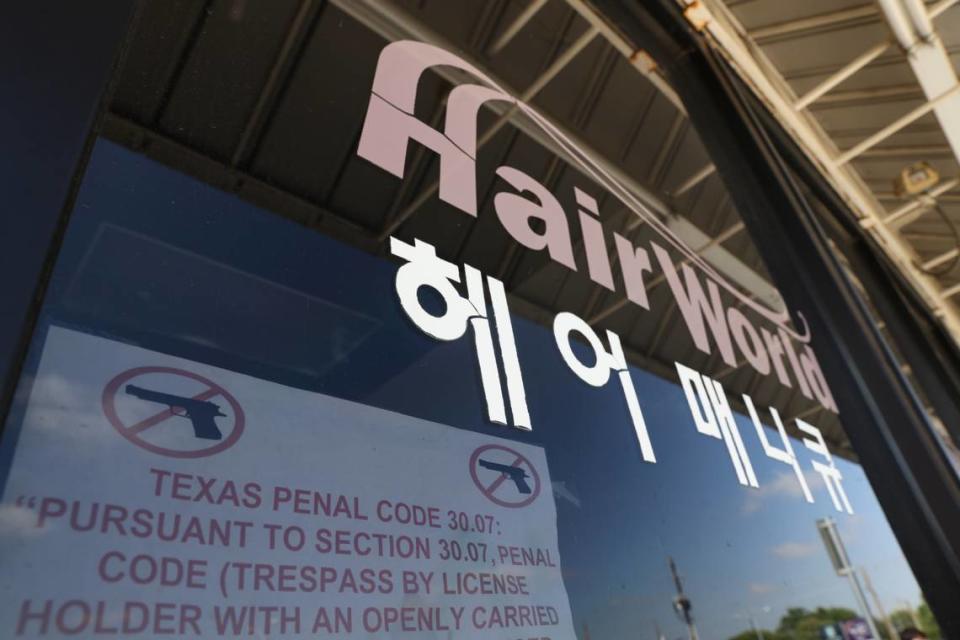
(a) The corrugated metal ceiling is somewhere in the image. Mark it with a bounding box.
[97,0,960,459]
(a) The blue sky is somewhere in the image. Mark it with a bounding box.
[369,317,924,640]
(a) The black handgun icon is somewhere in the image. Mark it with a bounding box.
[478,459,531,494]
[125,384,225,440]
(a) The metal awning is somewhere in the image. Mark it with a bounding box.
[679,0,960,330]
[672,0,960,456]
[99,0,960,461]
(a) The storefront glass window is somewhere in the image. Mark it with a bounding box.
[0,2,943,638]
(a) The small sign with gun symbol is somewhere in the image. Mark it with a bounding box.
[469,444,541,508]
[102,366,245,459]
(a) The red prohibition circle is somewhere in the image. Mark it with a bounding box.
[469,444,541,509]
[102,366,245,459]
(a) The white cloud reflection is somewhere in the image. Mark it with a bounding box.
[742,470,824,514]
[771,541,817,559]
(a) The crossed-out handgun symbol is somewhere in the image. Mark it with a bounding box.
[477,458,531,494]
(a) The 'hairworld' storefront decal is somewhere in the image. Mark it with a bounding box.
[358,40,851,514]
[2,327,575,638]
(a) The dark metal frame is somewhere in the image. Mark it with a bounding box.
[755,89,960,452]
[593,0,960,633]
[2,0,960,633]
[0,1,138,429]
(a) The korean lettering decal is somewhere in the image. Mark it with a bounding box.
[676,362,757,487]
[677,362,853,514]
[391,237,529,430]
[361,38,853,516]
[553,312,655,462]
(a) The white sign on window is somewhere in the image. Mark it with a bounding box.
[0,326,576,640]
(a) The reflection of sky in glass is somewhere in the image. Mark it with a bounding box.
[4,140,927,640]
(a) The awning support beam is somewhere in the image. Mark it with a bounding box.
[793,40,890,110]
[834,84,960,166]
[487,0,549,55]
